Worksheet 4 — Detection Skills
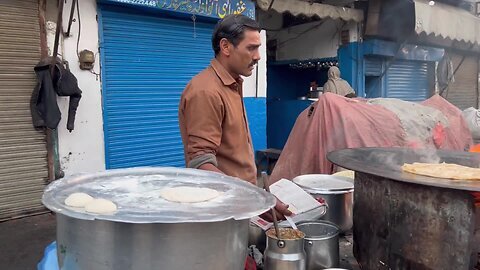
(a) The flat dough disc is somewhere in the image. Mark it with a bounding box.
[160,186,221,203]
[85,198,117,214]
[333,170,355,179]
[64,192,94,207]
[402,162,480,180]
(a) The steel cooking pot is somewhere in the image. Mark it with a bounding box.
[297,221,340,269]
[264,228,306,270]
[42,167,276,270]
[249,222,267,252]
[293,174,354,232]
[248,206,328,253]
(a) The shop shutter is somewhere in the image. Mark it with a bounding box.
[99,5,215,168]
[385,60,432,102]
[445,53,478,110]
[364,57,383,76]
[0,0,49,220]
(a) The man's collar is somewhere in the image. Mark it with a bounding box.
[211,58,242,86]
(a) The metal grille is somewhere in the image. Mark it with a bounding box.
[99,5,215,169]
[0,0,48,220]
[386,60,432,102]
[364,57,382,76]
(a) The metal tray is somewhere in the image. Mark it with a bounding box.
[42,167,276,223]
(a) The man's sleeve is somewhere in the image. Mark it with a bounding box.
[181,89,224,168]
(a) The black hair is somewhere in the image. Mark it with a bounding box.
[212,14,260,55]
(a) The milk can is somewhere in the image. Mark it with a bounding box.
[264,228,306,270]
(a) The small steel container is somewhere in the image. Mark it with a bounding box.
[298,221,340,269]
[264,228,307,270]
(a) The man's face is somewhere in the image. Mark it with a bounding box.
[225,30,261,77]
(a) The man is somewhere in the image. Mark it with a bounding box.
[178,14,290,220]
[323,66,357,98]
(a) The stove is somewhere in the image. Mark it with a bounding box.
[328,147,480,270]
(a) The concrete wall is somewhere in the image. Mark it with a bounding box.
[49,0,267,175]
[244,31,267,151]
[46,0,105,176]
[243,31,267,98]
[274,20,359,61]
[258,9,360,61]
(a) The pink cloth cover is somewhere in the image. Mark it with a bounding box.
[270,93,473,182]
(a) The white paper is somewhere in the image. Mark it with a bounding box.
[269,178,322,214]
[250,178,325,231]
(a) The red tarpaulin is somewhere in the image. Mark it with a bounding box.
[271,93,473,182]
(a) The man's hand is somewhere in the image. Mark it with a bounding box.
[260,199,293,222]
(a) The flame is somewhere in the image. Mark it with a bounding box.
[470,144,480,153]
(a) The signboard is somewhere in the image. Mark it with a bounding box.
[104,0,255,19]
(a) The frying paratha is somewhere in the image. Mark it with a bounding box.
[402,162,480,180]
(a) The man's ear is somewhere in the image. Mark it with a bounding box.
[219,38,231,57]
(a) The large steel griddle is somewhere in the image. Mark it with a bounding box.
[327,147,480,192]
[327,147,480,270]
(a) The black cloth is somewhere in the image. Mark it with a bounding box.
[437,52,454,92]
[30,57,82,132]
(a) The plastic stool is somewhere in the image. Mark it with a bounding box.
[37,241,59,270]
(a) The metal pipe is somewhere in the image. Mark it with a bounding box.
[38,0,48,58]
[66,0,77,37]
[50,0,64,76]
[47,0,65,181]
[262,172,280,238]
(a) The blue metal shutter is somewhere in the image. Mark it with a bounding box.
[364,57,384,98]
[364,57,382,76]
[385,60,431,102]
[99,6,215,169]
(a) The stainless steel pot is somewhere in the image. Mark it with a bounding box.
[293,175,354,232]
[57,214,249,270]
[308,90,323,98]
[42,167,276,270]
[264,229,306,270]
[248,206,327,253]
[297,221,340,269]
[312,191,353,232]
[249,222,267,252]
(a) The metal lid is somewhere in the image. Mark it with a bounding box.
[292,174,354,194]
[42,167,276,224]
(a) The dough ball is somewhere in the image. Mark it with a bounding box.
[85,198,118,214]
[160,186,221,203]
[64,192,94,207]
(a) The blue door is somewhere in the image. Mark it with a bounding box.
[99,6,215,168]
